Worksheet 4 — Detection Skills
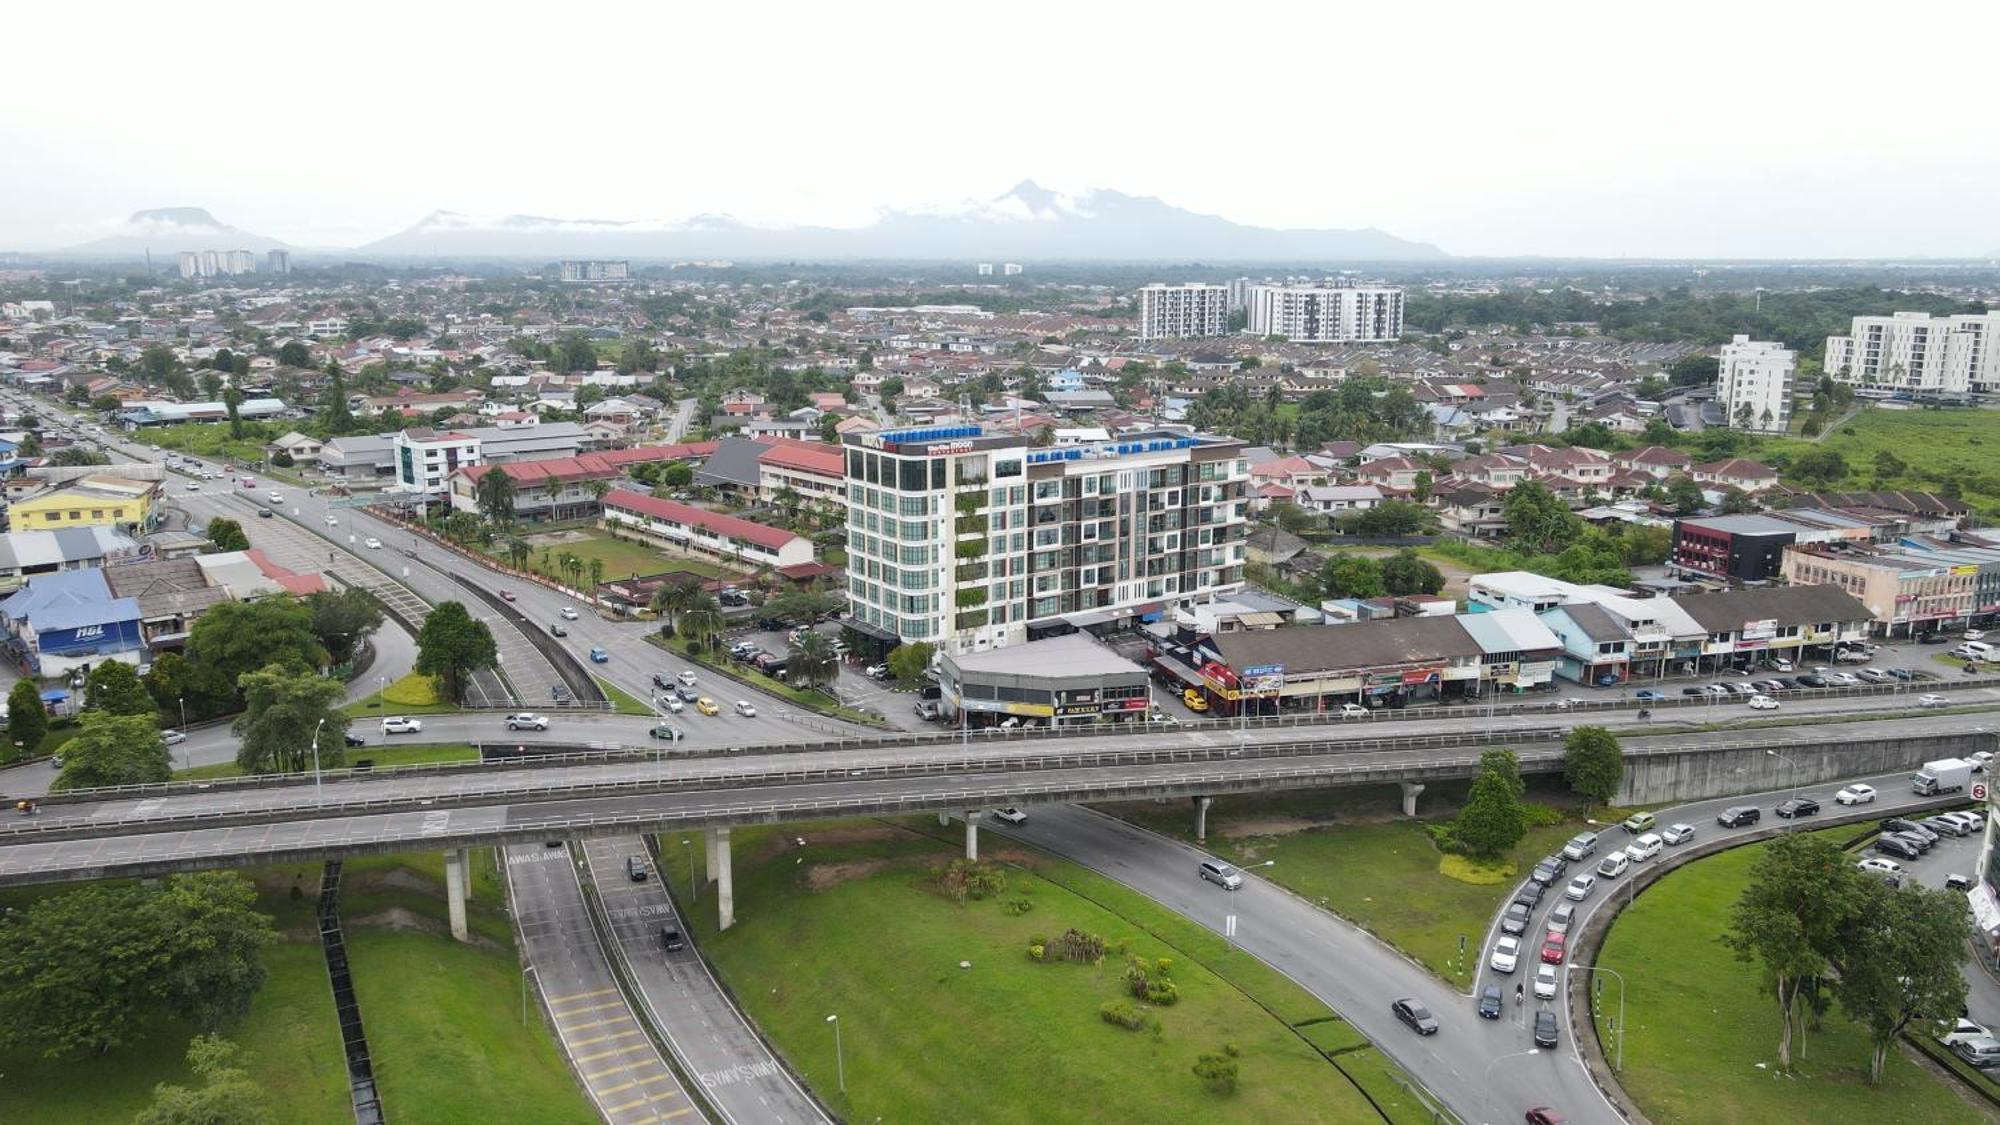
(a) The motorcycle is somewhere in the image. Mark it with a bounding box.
[1635,709,1652,721]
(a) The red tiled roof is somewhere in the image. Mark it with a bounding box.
[453,443,716,486]
[603,490,804,551]
[757,440,844,477]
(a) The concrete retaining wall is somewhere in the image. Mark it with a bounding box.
[1615,731,1998,805]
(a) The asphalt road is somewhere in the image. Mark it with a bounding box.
[581,837,826,1124]
[503,842,703,1124]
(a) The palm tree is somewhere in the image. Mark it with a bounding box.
[678,591,725,653]
[556,551,580,588]
[651,581,699,635]
[506,538,531,571]
[584,479,612,514]
[788,631,838,693]
[587,558,604,591]
[474,468,518,527]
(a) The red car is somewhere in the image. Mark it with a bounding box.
[1540,932,1567,964]
[1526,1110,1565,1125]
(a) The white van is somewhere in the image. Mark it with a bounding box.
[1954,641,1993,661]
[1623,833,1663,863]
[1595,852,1630,879]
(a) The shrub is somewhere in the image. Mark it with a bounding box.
[1100,1001,1153,1031]
[1002,898,1033,916]
[1046,928,1106,964]
[1193,1052,1240,1095]
[1027,943,1045,962]
[1521,802,1566,829]
[1123,954,1180,1005]
[931,859,1008,903]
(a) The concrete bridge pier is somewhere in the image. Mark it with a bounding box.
[965,812,979,861]
[1194,796,1212,843]
[443,848,470,943]
[708,827,735,931]
[938,811,951,828]
[1399,781,1426,818]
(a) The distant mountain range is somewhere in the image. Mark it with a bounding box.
[358,181,1447,261]
[61,207,289,256]
[52,185,1447,262]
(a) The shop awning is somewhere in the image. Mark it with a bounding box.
[1236,611,1285,628]
[38,689,68,703]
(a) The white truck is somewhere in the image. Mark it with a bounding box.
[1912,757,1973,796]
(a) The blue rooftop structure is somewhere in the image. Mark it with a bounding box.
[0,568,145,677]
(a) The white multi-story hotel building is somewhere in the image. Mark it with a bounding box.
[1247,284,1404,343]
[1716,334,1795,432]
[1824,311,2000,397]
[842,425,1250,655]
[392,428,481,497]
[1138,283,1230,340]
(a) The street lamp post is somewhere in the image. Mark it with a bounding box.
[377,675,386,716]
[178,695,188,770]
[1573,962,1628,1072]
[312,716,326,802]
[1767,748,1800,826]
[826,1013,844,1093]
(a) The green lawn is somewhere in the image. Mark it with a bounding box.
[594,674,655,716]
[499,527,743,586]
[339,671,465,717]
[1099,782,1632,985]
[175,742,482,780]
[1595,832,1988,1124]
[1731,406,2000,515]
[659,819,1422,1125]
[145,420,285,467]
[0,866,359,1124]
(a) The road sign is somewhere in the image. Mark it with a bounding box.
[1975,782,1988,802]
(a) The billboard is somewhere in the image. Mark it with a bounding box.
[37,617,144,656]
[1241,663,1286,694]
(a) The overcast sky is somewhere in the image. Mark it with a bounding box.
[6,1,1996,258]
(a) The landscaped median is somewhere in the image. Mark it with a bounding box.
[657,818,1440,1124]
[1583,822,1989,1123]
[340,671,464,718]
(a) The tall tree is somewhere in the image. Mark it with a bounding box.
[678,591,725,652]
[788,631,839,692]
[1503,481,1582,554]
[222,385,245,439]
[306,588,384,667]
[276,340,312,367]
[52,711,171,790]
[186,599,324,693]
[473,467,517,526]
[1725,834,1865,1069]
[233,665,349,775]
[206,517,250,552]
[1380,550,1445,596]
[322,361,355,435]
[144,651,235,724]
[888,640,935,685]
[1453,752,1526,857]
[1835,884,1970,1084]
[5,679,47,761]
[1560,726,1624,806]
[85,660,157,716]
[1322,555,1386,599]
[414,601,497,704]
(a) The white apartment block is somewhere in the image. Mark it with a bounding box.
[558,259,631,282]
[1247,284,1404,343]
[1824,311,2000,397]
[842,425,1250,655]
[1716,334,1795,432]
[1138,283,1230,340]
[392,428,481,496]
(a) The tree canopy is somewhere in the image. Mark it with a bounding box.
[52,711,171,790]
[137,1035,272,1125]
[233,664,350,775]
[86,659,157,717]
[1560,726,1623,805]
[206,517,251,553]
[1453,750,1526,857]
[414,601,498,703]
[186,599,325,694]
[6,678,49,761]
[306,588,384,667]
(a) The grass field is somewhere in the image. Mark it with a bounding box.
[1595,832,1987,1124]
[145,420,285,467]
[499,527,742,586]
[176,742,481,780]
[1739,406,2000,514]
[594,674,655,716]
[659,819,1428,1124]
[1099,781,1631,985]
[340,671,463,717]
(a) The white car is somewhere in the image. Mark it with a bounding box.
[1746,694,1779,710]
[990,807,1028,825]
[1835,783,1877,806]
[1564,874,1597,901]
[1771,658,1795,672]
[1919,693,1948,708]
[561,607,580,621]
[1534,963,1559,1000]
[267,491,284,504]
[733,700,757,717]
[660,696,685,713]
[364,537,382,550]
[1941,1018,1992,1049]
[1828,672,1861,686]
[184,481,200,491]
[1661,823,1696,846]
[677,671,698,687]
[160,730,188,745]
[1968,630,1988,642]
[1339,703,1369,719]
[1489,936,1522,974]
[324,515,338,526]
[1858,856,1905,880]
[504,713,550,731]
[380,716,423,734]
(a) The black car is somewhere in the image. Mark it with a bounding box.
[1886,829,1933,854]
[1533,1010,1561,1049]
[1718,806,1761,828]
[1513,880,1546,908]
[1775,797,1820,819]
[344,732,366,747]
[1680,686,1706,697]
[659,925,686,952]
[1501,902,1533,935]
[1529,861,1562,887]
[1883,818,1940,846]
[1796,674,1830,688]
[1477,985,1503,1020]
[1875,835,1922,860]
[652,672,674,690]
[1772,677,1800,690]
[256,507,273,518]
[625,856,649,882]
[1921,632,1951,644]
[1392,997,1439,1036]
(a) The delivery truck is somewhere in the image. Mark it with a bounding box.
[1912,758,1973,796]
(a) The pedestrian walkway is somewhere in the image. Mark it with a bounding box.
[504,843,704,1124]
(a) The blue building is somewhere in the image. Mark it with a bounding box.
[0,568,145,679]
